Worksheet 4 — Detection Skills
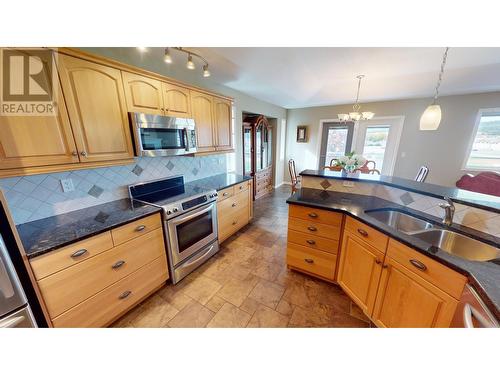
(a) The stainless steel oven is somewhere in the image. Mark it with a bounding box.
[166,201,217,266]
[130,112,197,156]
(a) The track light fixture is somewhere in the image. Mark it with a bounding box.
[161,47,211,78]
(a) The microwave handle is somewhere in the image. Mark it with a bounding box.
[183,128,190,151]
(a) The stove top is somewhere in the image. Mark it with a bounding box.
[128,176,217,219]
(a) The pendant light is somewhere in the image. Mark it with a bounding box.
[420,47,449,131]
[338,75,374,122]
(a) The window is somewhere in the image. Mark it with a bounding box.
[361,126,390,171]
[465,111,500,171]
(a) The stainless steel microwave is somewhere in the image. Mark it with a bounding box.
[130,112,197,156]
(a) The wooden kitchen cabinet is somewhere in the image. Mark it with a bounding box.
[162,82,191,117]
[122,71,164,115]
[213,97,233,151]
[30,213,168,327]
[337,230,386,316]
[217,181,253,242]
[57,54,134,163]
[190,90,216,153]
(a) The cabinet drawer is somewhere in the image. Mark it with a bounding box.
[387,239,467,299]
[234,181,250,193]
[219,205,249,242]
[217,186,234,202]
[39,228,165,318]
[289,205,343,226]
[287,243,337,281]
[111,213,161,246]
[288,217,341,241]
[218,189,249,214]
[287,229,339,254]
[52,256,168,327]
[30,232,113,280]
[345,216,388,253]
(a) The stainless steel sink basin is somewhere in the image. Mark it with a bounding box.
[365,209,434,235]
[412,229,500,262]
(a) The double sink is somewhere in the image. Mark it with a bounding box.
[365,208,500,262]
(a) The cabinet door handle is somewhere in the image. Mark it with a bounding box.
[382,264,389,269]
[118,290,132,300]
[308,212,318,218]
[223,192,229,196]
[409,259,427,271]
[304,258,314,264]
[375,259,382,265]
[232,202,237,207]
[232,220,238,225]
[307,226,317,232]
[112,260,126,269]
[70,249,88,258]
[306,239,316,245]
[72,151,78,156]
[357,228,368,237]
[80,151,87,157]
[135,225,146,232]
[239,186,243,190]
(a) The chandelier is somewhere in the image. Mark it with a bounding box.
[338,75,374,122]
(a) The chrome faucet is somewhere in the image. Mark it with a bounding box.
[439,197,455,226]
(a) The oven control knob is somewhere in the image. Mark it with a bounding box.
[166,210,172,215]
[173,207,178,213]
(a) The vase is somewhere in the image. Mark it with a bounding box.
[342,168,360,178]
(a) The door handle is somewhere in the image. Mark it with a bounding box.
[70,249,88,258]
[232,202,237,207]
[307,226,317,232]
[357,228,368,237]
[0,315,25,328]
[308,212,318,218]
[118,290,132,300]
[112,260,126,269]
[306,239,316,245]
[135,225,146,232]
[409,259,427,271]
[304,258,314,264]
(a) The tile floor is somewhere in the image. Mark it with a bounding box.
[112,185,371,328]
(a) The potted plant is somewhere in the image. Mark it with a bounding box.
[332,152,367,176]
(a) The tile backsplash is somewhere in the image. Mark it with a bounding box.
[301,176,500,238]
[1,154,228,224]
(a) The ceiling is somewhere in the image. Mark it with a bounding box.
[186,47,500,109]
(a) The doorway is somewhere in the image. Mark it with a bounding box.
[318,117,403,175]
[243,114,274,199]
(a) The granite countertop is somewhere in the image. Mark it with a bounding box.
[287,188,500,321]
[300,169,500,213]
[16,173,250,260]
[17,199,161,259]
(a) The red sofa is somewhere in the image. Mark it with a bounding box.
[456,172,500,197]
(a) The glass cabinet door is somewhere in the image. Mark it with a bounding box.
[243,126,253,176]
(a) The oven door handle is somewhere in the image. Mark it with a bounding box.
[169,202,215,226]
[181,244,215,268]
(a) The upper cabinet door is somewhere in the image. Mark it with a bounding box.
[190,90,215,153]
[122,71,164,115]
[213,98,233,151]
[0,52,79,171]
[57,54,134,163]
[163,83,191,118]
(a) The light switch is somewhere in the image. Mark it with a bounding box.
[60,178,75,192]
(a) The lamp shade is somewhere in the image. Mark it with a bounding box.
[419,104,442,130]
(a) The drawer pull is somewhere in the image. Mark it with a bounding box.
[119,290,132,300]
[306,239,316,245]
[304,258,314,264]
[382,264,389,269]
[112,260,126,269]
[239,186,243,190]
[135,225,146,232]
[375,259,382,265]
[232,202,237,207]
[307,226,317,232]
[357,228,368,237]
[223,192,229,196]
[409,259,427,271]
[308,212,318,218]
[232,220,238,225]
[70,249,88,258]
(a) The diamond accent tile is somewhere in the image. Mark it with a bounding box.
[132,165,144,176]
[166,161,175,171]
[192,167,199,176]
[320,179,331,190]
[399,192,414,206]
[88,185,104,198]
[94,211,110,223]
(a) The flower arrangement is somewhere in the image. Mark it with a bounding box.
[333,152,367,173]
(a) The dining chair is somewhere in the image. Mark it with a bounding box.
[288,159,300,193]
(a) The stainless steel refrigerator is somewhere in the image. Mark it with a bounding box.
[0,234,37,328]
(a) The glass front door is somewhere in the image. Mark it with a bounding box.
[318,122,355,168]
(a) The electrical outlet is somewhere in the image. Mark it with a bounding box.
[60,178,75,193]
[343,181,355,188]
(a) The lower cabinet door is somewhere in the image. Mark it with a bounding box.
[372,257,459,328]
[337,232,385,316]
[52,256,168,327]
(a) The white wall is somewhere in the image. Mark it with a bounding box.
[78,48,287,177]
[285,92,500,187]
